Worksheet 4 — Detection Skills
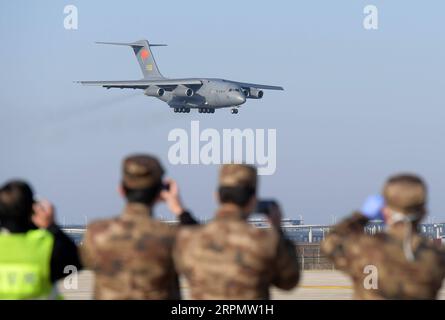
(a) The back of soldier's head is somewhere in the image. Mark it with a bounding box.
[0,180,34,226]
[218,164,257,207]
[121,154,165,206]
[383,174,427,218]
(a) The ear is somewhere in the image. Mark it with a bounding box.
[382,207,391,224]
[117,184,125,197]
[214,191,220,204]
[244,195,257,215]
[416,208,427,224]
[154,193,162,205]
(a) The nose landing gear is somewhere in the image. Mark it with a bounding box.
[230,108,239,114]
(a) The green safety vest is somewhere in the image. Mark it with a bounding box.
[0,229,54,299]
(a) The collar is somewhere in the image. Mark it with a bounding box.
[386,223,417,240]
[0,220,35,233]
[215,204,248,221]
[122,203,152,218]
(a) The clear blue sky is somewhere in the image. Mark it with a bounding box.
[1,0,444,224]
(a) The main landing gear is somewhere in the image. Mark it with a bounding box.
[230,108,239,114]
[174,107,190,113]
[198,108,215,114]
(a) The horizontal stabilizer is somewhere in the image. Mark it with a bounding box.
[95,41,167,47]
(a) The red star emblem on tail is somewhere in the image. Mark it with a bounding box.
[140,49,150,61]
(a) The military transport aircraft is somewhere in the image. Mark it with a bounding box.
[79,40,284,114]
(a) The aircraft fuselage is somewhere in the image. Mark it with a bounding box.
[154,78,246,109]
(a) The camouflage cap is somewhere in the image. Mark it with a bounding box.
[218,164,257,189]
[122,154,164,189]
[383,174,427,215]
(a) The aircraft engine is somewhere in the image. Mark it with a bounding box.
[144,86,165,97]
[248,88,264,99]
[173,85,194,97]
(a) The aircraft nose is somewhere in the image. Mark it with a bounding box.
[233,92,246,105]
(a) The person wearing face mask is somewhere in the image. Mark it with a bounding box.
[321,173,445,299]
[80,154,196,300]
[174,164,300,300]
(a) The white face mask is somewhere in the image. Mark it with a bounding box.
[386,211,419,262]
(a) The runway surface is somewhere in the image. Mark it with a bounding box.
[57,270,445,300]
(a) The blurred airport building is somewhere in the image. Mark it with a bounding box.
[62,218,445,270]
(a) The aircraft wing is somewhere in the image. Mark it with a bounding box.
[78,79,203,89]
[232,81,284,91]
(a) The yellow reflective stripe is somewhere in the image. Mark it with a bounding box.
[0,264,41,294]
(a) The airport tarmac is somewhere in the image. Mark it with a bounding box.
[57,270,445,300]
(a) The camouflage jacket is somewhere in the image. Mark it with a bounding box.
[174,205,300,299]
[321,212,445,299]
[80,203,180,300]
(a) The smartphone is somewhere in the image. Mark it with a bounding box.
[255,200,278,216]
[162,182,170,191]
[33,195,42,204]
[32,195,42,215]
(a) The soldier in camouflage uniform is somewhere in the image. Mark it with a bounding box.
[174,164,300,300]
[322,174,445,299]
[80,154,192,299]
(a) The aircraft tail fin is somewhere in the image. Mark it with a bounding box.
[96,40,166,79]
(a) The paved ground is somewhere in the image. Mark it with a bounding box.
[57,270,445,300]
[272,271,354,300]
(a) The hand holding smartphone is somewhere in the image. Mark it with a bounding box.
[255,200,279,216]
[32,198,55,229]
[255,199,282,230]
